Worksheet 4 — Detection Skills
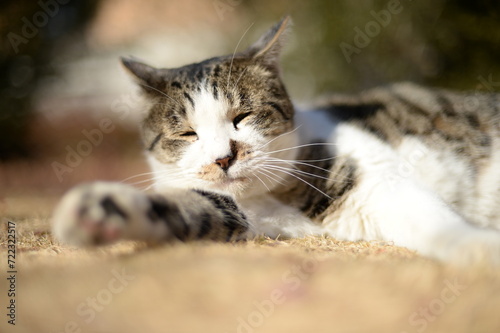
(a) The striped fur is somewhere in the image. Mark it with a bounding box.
[53,17,500,264]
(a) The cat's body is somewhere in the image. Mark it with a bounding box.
[53,17,500,264]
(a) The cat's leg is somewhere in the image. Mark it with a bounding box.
[365,181,500,264]
[52,182,251,246]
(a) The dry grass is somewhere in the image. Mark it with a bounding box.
[1,190,500,333]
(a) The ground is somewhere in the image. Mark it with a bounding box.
[2,190,500,333]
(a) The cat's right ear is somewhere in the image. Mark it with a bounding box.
[121,57,166,93]
[243,16,291,69]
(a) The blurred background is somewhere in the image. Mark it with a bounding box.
[1,0,499,213]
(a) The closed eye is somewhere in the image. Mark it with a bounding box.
[233,112,252,129]
[179,131,198,140]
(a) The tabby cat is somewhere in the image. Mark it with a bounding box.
[52,17,500,264]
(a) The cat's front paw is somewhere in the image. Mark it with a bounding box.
[52,182,152,246]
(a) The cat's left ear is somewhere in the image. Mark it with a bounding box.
[243,16,291,68]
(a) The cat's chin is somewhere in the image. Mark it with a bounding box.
[213,176,249,188]
[206,177,253,196]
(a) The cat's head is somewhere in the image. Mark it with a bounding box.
[122,17,297,197]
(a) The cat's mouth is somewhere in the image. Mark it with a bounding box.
[197,165,252,191]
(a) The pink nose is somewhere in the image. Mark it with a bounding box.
[215,155,234,171]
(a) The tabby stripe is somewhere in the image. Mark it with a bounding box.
[212,81,219,100]
[197,213,212,238]
[265,101,289,120]
[363,122,390,141]
[392,94,430,118]
[222,213,241,241]
[171,81,182,89]
[433,95,468,143]
[148,197,191,241]
[239,92,247,105]
[148,133,163,151]
[184,92,195,108]
[466,113,480,129]
[195,190,246,220]
[196,71,203,81]
[330,166,356,198]
[436,94,457,117]
[306,195,332,219]
[213,65,221,77]
[292,144,334,217]
[100,196,128,220]
[171,217,191,241]
[299,186,325,218]
[194,190,247,240]
[298,156,356,219]
[327,103,381,121]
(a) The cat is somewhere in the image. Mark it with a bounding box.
[52,16,500,264]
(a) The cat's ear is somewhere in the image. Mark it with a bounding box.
[121,57,166,92]
[243,16,291,68]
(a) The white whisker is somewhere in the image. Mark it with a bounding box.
[120,171,161,183]
[281,156,337,163]
[265,157,357,182]
[261,166,332,200]
[133,170,196,191]
[231,67,249,94]
[257,126,301,150]
[258,168,287,187]
[259,167,288,183]
[122,169,192,186]
[226,22,255,90]
[121,168,188,181]
[266,157,333,174]
[137,83,183,108]
[263,164,332,182]
[252,171,272,192]
[265,142,338,155]
[126,172,191,187]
